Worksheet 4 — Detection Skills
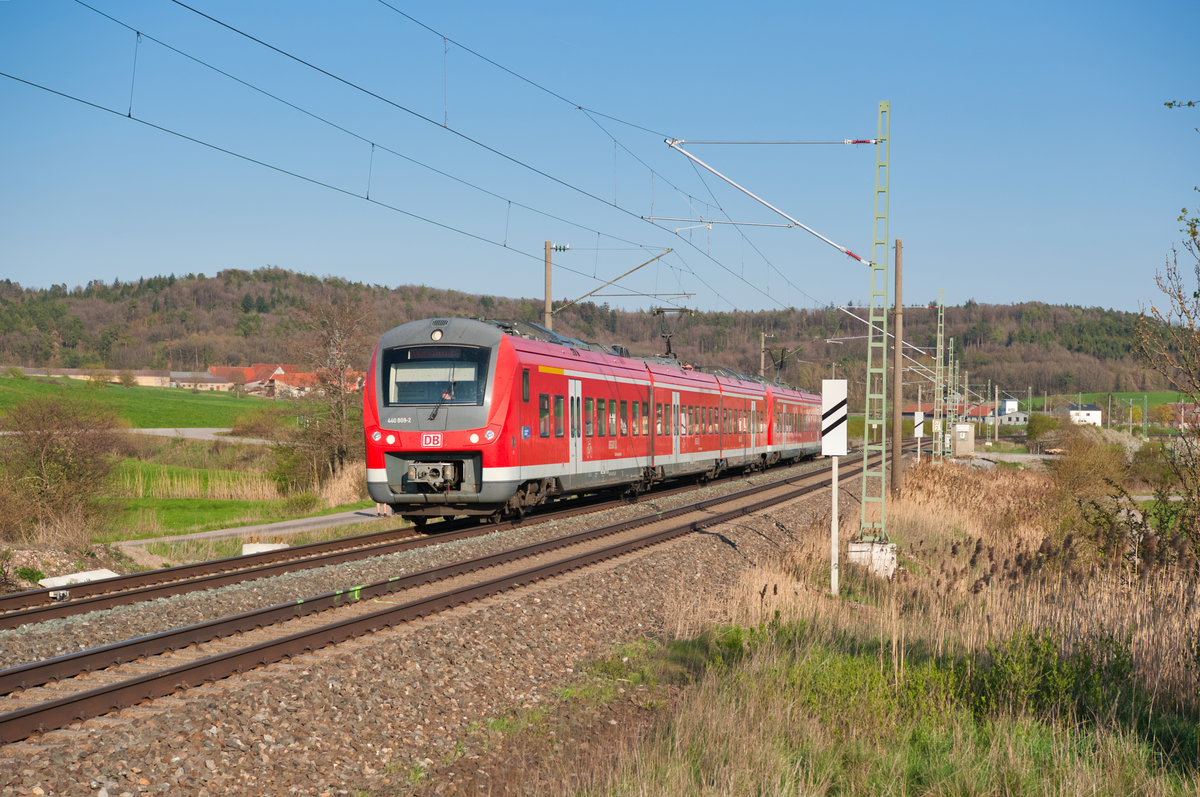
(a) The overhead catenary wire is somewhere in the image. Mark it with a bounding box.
[69,0,647,252]
[63,0,748,314]
[36,0,837,315]
[372,0,832,311]
[0,70,611,285]
[164,0,796,312]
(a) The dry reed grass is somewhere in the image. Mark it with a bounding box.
[317,460,369,507]
[574,461,1200,794]
[120,468,281,501]
[708,461,1200,712]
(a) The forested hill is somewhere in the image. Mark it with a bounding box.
[0,268,1160,396]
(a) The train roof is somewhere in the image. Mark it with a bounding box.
[389,317,818,398]
[484,319,631,358]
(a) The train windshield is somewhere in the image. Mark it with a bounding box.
[383,345,490,406]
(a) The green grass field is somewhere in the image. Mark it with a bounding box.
[1035,390,1185,412]
[0,374,272,428]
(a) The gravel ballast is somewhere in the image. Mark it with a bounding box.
[1,464,848,795]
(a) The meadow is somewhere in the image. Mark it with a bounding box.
[0,377,371,561]
[0,373,272,428]
[102,437,371,544]
[547,462,1200,794]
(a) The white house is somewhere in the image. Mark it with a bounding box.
[1068,403,1103,426]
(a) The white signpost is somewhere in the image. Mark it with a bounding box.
[914,411,925,463]
[822,379,848,596]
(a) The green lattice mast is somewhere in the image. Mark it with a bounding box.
[858,101,890,542]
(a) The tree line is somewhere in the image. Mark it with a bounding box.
[0,267,1163,397]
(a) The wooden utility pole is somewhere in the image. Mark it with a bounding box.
[543,241,553,331]
[759,331,775,378]
[994,383,999,442]
[891,239,903,497]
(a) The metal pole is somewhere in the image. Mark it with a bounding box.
[917,383,923,464]
[543,241,553,331]
[831,455,839,596]
[891,239,903,497]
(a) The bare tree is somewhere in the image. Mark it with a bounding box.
[273,290,374,489]
[1135,204,1200,550]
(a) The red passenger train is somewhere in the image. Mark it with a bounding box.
[363,317,821,524]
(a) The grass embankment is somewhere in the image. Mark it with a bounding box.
[539,464,1200,794]
[103,438,372,546]
[0,374,270,427]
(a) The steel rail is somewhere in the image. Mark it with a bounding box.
[1,462,851,695]
[0,461,849,744]
[0,457,829,629]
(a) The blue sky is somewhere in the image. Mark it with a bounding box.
[1,0,1196,315]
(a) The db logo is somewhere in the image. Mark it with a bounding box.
[421,433,443,448]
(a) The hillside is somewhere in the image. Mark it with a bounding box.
[0,268,1162,399]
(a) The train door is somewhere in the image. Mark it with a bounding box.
[671,391,681,462]
[750,400,758,450]
[568,378,582,476]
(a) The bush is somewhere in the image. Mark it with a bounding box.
[230,407,290,440]
[15,566,45,584]
[1026,413,1059,448]
[1047,425,1128,500]
[1130,441,1173,487]
[0,395,125,545]
[282,492,319,516]
[965,630,1132,722]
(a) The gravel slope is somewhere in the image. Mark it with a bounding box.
[0,463,848,796]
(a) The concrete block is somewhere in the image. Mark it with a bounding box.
[242,542,290,555]
[847,541,898,579]
[38,569,120,589]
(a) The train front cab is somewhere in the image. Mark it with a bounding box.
[364,318,522,519]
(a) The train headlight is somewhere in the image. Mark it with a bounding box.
[386,434,396,445]
[469,433,479,444]
[371,431,382,442]
[431,329,443,341]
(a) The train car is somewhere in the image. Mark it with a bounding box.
[364,317,821,523]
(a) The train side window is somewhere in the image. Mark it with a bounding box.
[597,399,606,436]
[641,402,649,435]
[632,401,640,436]
[620,400,628,435]
[522,369,529,402]
[554,395,565,437]
[539,394,550,437]
[584,398,594,436]
[609,402,617,436]
[655,403,663,435]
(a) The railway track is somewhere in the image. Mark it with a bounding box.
[0,458,862,744]
[0,458,830,630]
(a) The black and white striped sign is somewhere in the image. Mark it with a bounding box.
[821,379,848,457]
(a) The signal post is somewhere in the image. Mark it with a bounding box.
[822,379,848,595]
